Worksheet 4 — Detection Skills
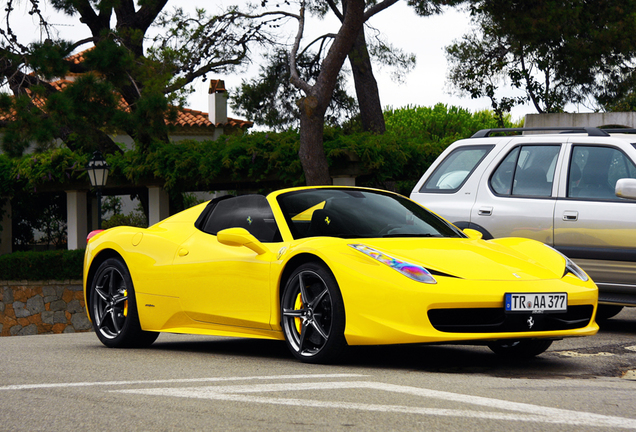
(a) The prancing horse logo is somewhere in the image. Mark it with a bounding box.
[527,316,535,329]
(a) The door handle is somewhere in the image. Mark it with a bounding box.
[478,206,493,216]
[562,211,579,221]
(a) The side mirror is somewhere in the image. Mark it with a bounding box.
[217,227,269,255]
[616,178,636,200]
[463,228,483,240]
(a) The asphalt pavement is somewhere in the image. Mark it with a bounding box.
[1,308,635,431]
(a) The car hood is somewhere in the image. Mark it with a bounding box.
[339,237,565,281]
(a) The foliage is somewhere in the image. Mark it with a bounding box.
[231,49,358,131]
[11,148,89,192]
[101,198,148,229]
[102,212,148,230]
[446,0,636,114]
[0,0,271,156]
[0,105,515,200]
[329,104,520,193]
[101,196,124,220]
[11,193,67,251]
[0,249,84,280]
[384,103,520,143]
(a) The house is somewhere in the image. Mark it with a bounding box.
[64,78,253,253]
[0,50,253,254]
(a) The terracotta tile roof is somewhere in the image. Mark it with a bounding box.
[174,107,253,129]
[1,72,253,130]
[65,47,94,65]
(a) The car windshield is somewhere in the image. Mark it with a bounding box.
[277,188,464,239]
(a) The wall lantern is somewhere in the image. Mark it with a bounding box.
[86,151,110,229]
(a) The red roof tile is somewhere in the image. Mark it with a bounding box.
[1,68,253,130]
[174,107,253,129]
[65,47,94,65]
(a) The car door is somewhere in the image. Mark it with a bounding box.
[410,142,497,224]
[469,141,565,243]
[553,141,636,299]
[174,195,282,329]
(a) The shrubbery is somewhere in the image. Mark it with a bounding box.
[0,249,84,280]
[1,104,520,198]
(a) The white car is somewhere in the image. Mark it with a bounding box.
[411,127,636,319]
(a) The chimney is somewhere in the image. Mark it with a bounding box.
[208,79,228,125]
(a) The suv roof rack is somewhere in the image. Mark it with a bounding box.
[471,127,610,138]
[600,128,636,134]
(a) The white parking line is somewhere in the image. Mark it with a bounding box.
[0,374,365,391]
[4,374,635,428]
[116,380,636,429]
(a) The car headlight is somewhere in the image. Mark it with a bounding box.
[349,244,437,284]
[544,245,589,282]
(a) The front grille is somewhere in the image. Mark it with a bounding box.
[428,305,594,333]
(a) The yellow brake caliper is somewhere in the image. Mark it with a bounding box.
[123,290,128,317]
[294,293,303,333]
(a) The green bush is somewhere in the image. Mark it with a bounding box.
[0,249,84,281]
[0,105,517,199]
[384,103,520,142]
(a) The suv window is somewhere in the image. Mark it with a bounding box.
[201,195,281,242]
[569,145,636,200]
[491,145,560,197]
[420,145,493,192]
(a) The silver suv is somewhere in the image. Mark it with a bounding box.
[410,127,636,319]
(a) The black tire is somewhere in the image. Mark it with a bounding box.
[281,262,347,364]
[488,339,553,359]
[89,258,158,348]
[595,304,624,322]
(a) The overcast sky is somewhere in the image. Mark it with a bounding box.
[7,0,539,123]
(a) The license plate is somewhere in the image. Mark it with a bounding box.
[505,292,567,313]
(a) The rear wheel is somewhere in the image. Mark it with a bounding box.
[281,262,347,364]
[89,258,158,348]
[488,339,552,358]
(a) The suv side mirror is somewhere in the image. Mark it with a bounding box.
[615,178,636,200]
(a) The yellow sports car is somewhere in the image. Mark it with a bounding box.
[83,186,598,363]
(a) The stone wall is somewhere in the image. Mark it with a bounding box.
[0,280,93,336]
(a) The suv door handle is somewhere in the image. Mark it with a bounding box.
[562,211,579,221]
[478,206,493,216]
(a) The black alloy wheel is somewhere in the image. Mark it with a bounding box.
[89,258,158,348]
[281,262,347,363]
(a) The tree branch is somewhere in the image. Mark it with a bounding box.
[298,34,337,58]
[290,0,312,95]
[326,0,344,22]
[364,0,400,21]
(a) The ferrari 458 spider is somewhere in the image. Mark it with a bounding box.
[83,186,598,363]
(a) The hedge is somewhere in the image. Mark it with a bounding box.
[0,249,84,281]
[0,104,520,198]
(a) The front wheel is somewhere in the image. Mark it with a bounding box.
[89,258,158,348]
[488,339,552,358]
[281,262,347,364]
